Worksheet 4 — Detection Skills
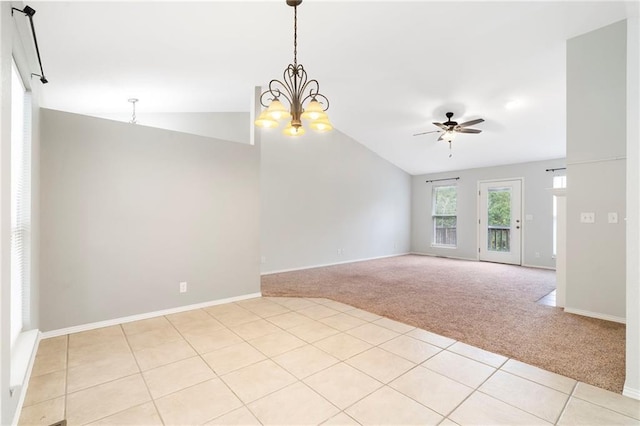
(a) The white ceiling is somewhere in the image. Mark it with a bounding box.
[29,1,638,175]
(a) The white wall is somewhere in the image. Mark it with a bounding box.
[411,158,565,268]
[0,2,43,423]
[625,17,640,400]
[39,109,260,331]
[260,129,411,274]
[566,20,627,322]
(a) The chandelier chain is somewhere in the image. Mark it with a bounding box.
[293,4,297,67]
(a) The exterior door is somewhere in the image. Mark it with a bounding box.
[479,180,522,265]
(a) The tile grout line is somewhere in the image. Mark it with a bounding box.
[228,298,392,422]
[39,297,621,426]
[438,357,504,420]
[554,381,579,425]
[131,307,267,425]
[469,364,574,425]
[64,325,161,425]
[202,299,306,425]
[497,363,577,395]
[120,322,167,426]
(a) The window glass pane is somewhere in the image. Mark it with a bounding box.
[434,217,457,246]
[432,185,457,246]
[553,175,567,189]
[552,174,565,257]
[434,186,457,215]
[10,60,30,350]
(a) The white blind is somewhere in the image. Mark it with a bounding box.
[10,60,31,350]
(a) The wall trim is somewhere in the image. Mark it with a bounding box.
[522,263,556,271]
[411,252,555,270]
[11,331,42,426]
[623,385,640,401]
[260,253,410,276]
[410,252,480,262]
[41,292,262,338]
[564,307,626,324]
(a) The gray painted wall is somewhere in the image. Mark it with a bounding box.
[411,158,566,268]
[39,109,260,331]
[260,129,411,274]
[566,20,626,320]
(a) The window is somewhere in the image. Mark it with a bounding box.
[552,175,566,257]
[432,185,457,247]
[10,59,31,351]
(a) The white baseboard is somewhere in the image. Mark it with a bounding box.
[41,292,262,339]
[563,307,626,324]
[522,263,556,271]
[260,253,410,276]
[623,384,640,400]
[11,330,41,426]
[410,252,478,262]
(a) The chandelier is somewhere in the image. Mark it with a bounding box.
[254,0,333,137]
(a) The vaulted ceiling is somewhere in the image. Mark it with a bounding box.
[30,1,638,175]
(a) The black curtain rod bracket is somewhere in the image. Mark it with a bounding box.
[545,167,566,172]
[425,177,460,183]
[12,5,48,84]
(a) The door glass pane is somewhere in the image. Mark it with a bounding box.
[434,216,457,245]
[487,187,511,252]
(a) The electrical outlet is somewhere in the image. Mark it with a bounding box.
[535,252,540,258]
[179,281,187,293]
[337,249,341,255]
[580,212,595,223]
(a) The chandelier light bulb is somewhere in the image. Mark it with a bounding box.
[310,118,333,133]
[283,122,306,136]
[266,99,289,121]
[301,99,328,121]
[254,110,280,128]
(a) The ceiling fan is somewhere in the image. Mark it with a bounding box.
[413,112,485,157]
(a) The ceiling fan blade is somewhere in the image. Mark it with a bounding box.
[413,130,440,136]
[457,118,485,128]
[437,133,445,141]
[457,128,482,134]
[433,122,448,130]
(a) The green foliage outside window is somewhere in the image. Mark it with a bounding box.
[434,186,457,215]
[488,189,511,227]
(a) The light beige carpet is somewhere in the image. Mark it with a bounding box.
[262,254,625,393]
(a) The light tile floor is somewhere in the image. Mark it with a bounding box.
[19,297,640,425]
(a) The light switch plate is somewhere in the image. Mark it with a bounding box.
[608,212,618,224]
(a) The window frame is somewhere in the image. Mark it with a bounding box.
[431,184,458,248]
[552,175,567,257]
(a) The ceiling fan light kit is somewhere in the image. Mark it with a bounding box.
[413,111,485,157]
[254,0,333,137]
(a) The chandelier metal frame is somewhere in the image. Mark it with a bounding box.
[256,0,332,136]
